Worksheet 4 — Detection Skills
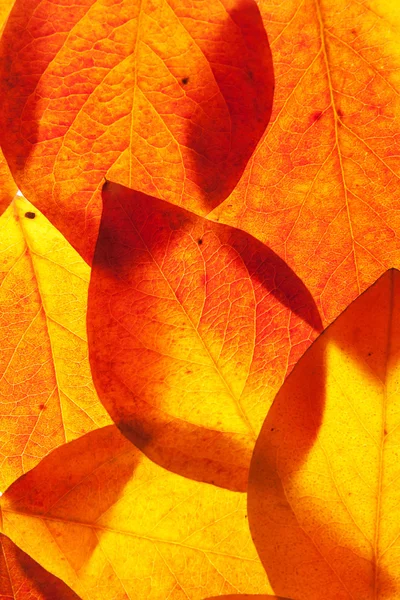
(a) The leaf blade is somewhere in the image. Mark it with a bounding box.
[0,197,111,490]
[248,268,400,599]
[0,533,82,600]
[88,182,321,490]
[1,425,272,600]
[0,0,274,262]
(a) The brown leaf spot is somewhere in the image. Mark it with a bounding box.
[181,77,189,85]
[25,211,36,219]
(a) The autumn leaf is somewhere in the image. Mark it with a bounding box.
[0,532,81,599]
[210,0,400,326]
[0,151,17,218]
[206,594,289,600]
[87,181,321,491]
[0,0,273,263]
[248,269,400,599]
[0,425,272,600]
[0,196,110,492]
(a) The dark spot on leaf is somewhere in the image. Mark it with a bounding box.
[271,427,274,431]
[385,428,388,436]
[247,70,253,80]
[368,352,372,356]
[181,77,189,85]
[312,111,323,123]
[25,211,35,219]
[39,404,46,410]
[337,108,344,118]
[198,238,203,245]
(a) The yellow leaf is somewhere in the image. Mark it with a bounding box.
[1,425,272,600]
[248,268,400,599]
[0,197,111,491]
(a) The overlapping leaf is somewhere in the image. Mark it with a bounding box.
[248,269,400,599]
[0,196,110,491]
[0,151,17,218]
[210,0,400,325]
[0,533,81,599]
[0,0,273,262]
[0,425,272,600]
[207,594,288,600]
[87,182,321,490]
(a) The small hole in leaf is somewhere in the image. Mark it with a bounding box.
[25,212,36,219]
[182,77,189,85]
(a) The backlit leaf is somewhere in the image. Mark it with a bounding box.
[211,0,400,326]
[0,196,110,491]
[248,269,400,599]
[0,533,81,599]
[0,151,17,218]
[206,594,288,600]
[87,182,322,491]
[0,425,272,600]
[0,0,273,262]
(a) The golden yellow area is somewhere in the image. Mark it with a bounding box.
[1,426,272,600]
[249,270,400,599]
[0,197,111,490]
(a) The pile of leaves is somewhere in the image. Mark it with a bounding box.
[0,0,399,598]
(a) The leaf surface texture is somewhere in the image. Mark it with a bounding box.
[0,532,81,599]
[0,0,273,262]
[0,425,271,600]
[87,182,321,490]
[248,269,400,599]
[0,197,110,491]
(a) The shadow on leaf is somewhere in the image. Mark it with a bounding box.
[87,182,322,492]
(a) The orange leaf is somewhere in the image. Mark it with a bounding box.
[0,151,17,219]
[206,594,289,600]
[0,532,81,599]
[0,196,110,491]
[248,268,400,599]
[87,182,321,491]
[0,425,272,600]
[210,0,400,325]
[0,0,273,263]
